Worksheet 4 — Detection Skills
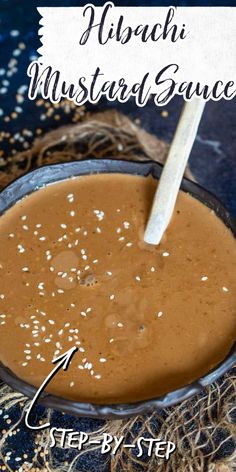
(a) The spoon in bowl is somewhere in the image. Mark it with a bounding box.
[144,99,205,245]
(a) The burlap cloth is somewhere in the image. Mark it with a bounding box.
[0,110,235,472]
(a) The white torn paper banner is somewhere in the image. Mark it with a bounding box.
[27,4,236,106]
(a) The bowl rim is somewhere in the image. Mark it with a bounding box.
[0,157,235,419]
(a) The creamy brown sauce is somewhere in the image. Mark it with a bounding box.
[0,173,235,403]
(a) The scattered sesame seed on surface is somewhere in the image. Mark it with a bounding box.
[162,251,170,257]
[17,244,25,253]
[123,221,130,229]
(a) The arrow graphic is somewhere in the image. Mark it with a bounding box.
[25,346,78,430]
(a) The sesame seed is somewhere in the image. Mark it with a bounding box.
[18,244,25,253]
[94,209,104,221]
[162,252,170,257]
[10,30,20,37]
[67,193,74,202]
[123,221,130,228]
[110,294,115,300]
[157,311,163,317]
[135,276,141,282]
[38,282,44,290]
[99,358,107,363]
[222,286,229,292]
[201,276,208,281]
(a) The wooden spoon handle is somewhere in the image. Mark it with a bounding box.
[144,99,205,245]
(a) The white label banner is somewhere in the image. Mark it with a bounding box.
[27,4,236,106]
